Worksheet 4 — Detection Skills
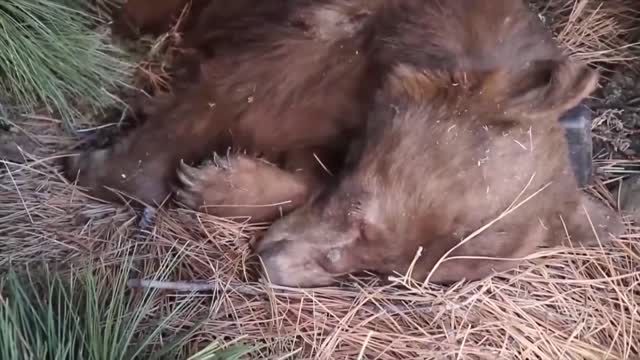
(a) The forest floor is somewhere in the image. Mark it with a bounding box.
[1,0,639,358]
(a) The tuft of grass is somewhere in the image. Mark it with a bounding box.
[0,0,134,132]
[0,252,254,360]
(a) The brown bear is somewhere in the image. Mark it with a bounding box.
[66,0,623,287]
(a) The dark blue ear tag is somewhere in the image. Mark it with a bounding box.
[559,104,593,188]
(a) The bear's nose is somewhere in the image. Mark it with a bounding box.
[256,237,290,259]
[258,253,287,286]
[255,239,294,286]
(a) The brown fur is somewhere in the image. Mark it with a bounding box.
[66,0,625,287]
[67,0,382,211]
[253,0,625,287]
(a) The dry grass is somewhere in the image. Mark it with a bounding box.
[533,0,640,72]
[2,0,640,359]
[1,132,639,358]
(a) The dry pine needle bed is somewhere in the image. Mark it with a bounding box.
[1,0,640,359]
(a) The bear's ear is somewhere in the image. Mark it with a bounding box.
[480,59,599,120]
[561,193,626,247]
